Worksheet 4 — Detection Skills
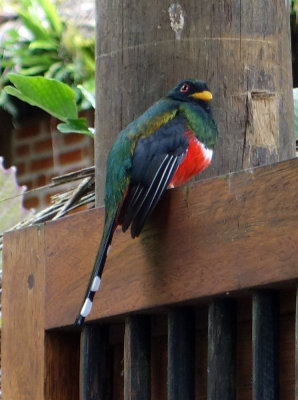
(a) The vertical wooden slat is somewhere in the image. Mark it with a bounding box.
[80,324,111,400]
[296,286,298,400]
[208,299,237,400]
[168,308,195,400]
[124,315,151,400]
[252,291,279,400]
[2,226,46,400]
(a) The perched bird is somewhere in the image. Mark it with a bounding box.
[75,79,218,326]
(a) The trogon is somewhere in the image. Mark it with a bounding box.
[75,79,218,326]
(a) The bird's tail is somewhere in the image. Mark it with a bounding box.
[75,216,117,327]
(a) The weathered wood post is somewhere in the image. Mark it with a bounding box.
[92,0,295,399]
[95,0,295,205]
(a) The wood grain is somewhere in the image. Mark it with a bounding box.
[124,316,151,400]
[80,325,110,400]
[252,291,279,400]
[2,226,46,400]
[207,299,237,400]
[168,308,195,400]
[95,0,295,205]
[45,331,80,400]
[43,157,298,328]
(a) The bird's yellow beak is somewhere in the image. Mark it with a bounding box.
[190,90,212,102]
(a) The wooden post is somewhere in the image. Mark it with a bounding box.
[124,316,151,400]
[95,0,295,204]
[207,299,237,400]
[252,291,279,400]
[91,0,295,397]
[168,308,195,400]
[2,226,46,400]
[80,325,111,400]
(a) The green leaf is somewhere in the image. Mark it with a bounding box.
[29,39,58,51]
[17,9,49,40]
[5,74,78,121]
[37,0,63,35]
[77,83,95,109]
[58,118,94,137]
[19,53,56,67]
[44,61,64,79]
[20,65,49,75]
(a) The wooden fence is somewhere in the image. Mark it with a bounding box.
[2,157,298,399]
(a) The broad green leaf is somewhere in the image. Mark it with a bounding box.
[58,118,94,137]
[5,74,78,121]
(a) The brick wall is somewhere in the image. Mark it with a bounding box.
[12,111,94,210]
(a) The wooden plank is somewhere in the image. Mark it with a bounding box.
[2,225,46,400]
[207,299,237,400]
[124,316,151,400]
[43,157,298,328]
[80,325,110,400]
[252,291,279,400]
[168,308,195,400]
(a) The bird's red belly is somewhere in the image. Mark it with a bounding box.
[170,131,213,187]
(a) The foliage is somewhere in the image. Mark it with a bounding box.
[0,0,95,117]
[5,73,94,136]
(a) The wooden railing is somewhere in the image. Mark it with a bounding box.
[2,157,298,399]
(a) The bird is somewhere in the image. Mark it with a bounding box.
[75,79,218,326]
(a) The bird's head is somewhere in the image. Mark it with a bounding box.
[167,79,213,112]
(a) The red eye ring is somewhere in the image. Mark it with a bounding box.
[180,83,190,93]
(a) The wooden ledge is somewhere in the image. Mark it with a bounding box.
[3,157,298,329]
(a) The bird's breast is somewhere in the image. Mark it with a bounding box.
[169,130,213,188]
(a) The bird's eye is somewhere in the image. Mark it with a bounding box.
[180,83,190,93]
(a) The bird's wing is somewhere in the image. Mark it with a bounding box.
[119,115,188,238]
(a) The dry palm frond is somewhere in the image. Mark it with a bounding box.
[0,165,96,254]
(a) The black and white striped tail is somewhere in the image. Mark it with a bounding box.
[75,219,115,327]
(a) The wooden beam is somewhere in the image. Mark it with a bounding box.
[41,157,298,328]
[4,158,298,330]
